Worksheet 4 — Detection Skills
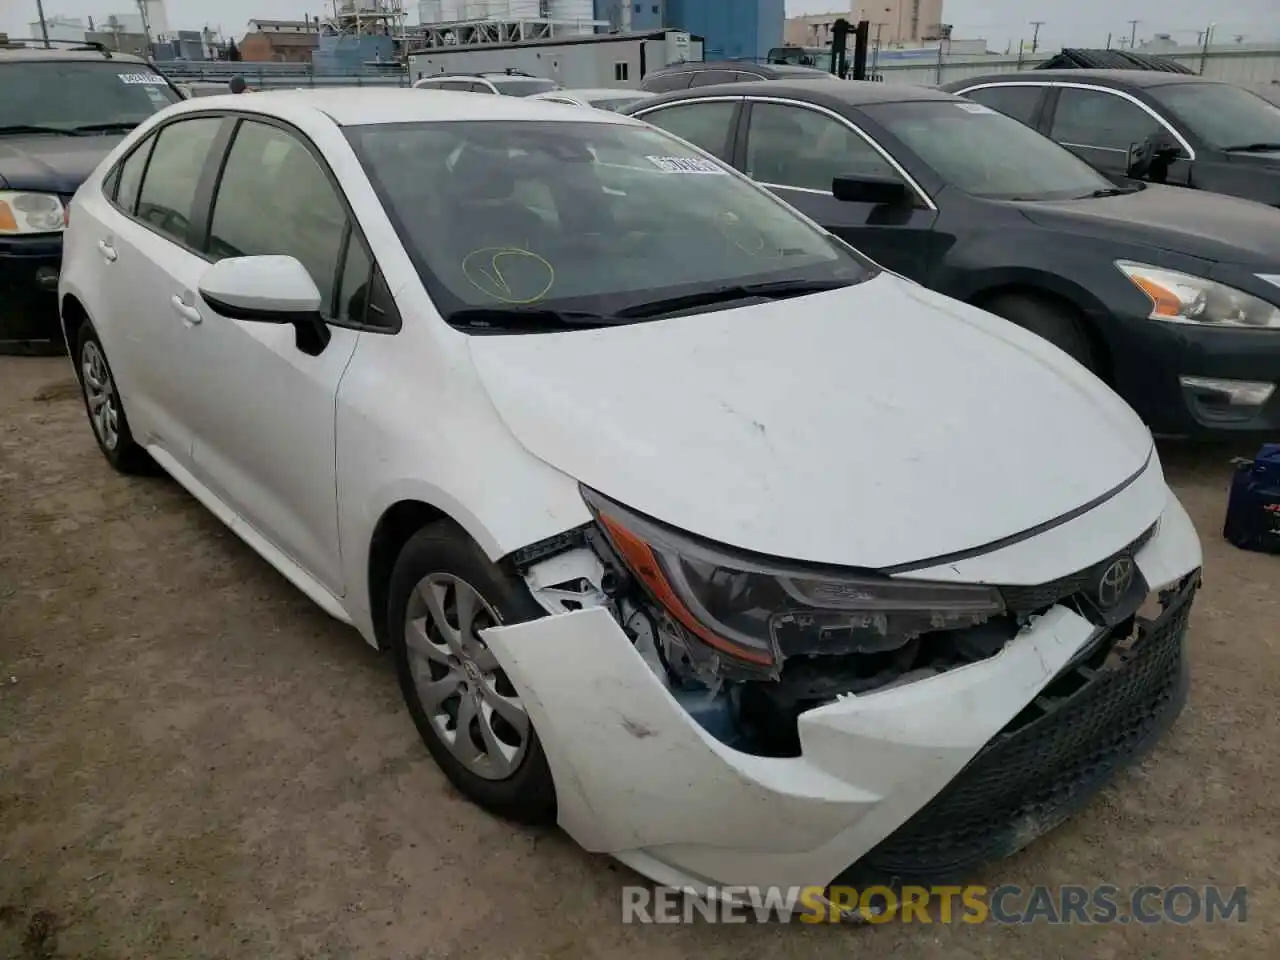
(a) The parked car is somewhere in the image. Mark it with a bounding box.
[941,70,1280,207]
[530,88,655,112]
[0,38,183,355]
[412,71,560,97]
[178,81,230,98]
[640,59,838,93]
[625,79,1280,438]
[60,87,1201,900]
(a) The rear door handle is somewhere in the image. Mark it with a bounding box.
[170,295,202,326]
[97,240,117,263]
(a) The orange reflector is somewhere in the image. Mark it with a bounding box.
[0,201,17,232]
[1130,276,1183,318]
[598,513,775,667]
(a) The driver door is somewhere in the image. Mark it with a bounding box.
[735,99,938,280]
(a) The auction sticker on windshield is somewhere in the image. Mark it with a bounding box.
[646,156,728,174]
[118,72,164,85]
[955,102,995,114]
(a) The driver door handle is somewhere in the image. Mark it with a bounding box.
[97,240,117,263]
[170,295,202,326]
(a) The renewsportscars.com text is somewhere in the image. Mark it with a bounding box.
[621,884,1249,925]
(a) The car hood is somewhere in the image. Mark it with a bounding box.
[467,274,1153,570]
[1016,183,1280,266]
[0,133,125,193]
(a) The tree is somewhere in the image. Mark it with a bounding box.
[227,38,241,61]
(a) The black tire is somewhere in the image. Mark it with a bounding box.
[984,293,1098,372]
[388,521,557,825]
[74,323,152,474]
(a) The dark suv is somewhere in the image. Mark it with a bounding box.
[640,59,837,94]
[0,39,182,354]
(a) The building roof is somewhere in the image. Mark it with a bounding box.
[1036,48,1195,73]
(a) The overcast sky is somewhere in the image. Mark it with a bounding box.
[5,0,1276,49]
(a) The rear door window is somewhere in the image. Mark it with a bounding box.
[132,117,224,246]
[962,85,1045,126]
[638,101,738,160]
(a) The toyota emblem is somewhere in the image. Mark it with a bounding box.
[1095,556,1136,609]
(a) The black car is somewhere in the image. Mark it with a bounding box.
[0,39,183,355]
[640,59,837,94]
[624,79,1280,439]
[941,70,1280,207]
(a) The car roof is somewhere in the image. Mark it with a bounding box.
[170,87,636,127]
[947,69,1224,90]
[421,72,548,81]
[640,78,958,111]
[647,60,831,79]
[537,88,653,100]
[0,42,150,64]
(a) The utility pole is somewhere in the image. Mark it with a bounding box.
[1127,19,1139,48]
[1199,22,1215,75]
[1105,32,1112,49]
[34,0,51,46]
[1030,20,1044,54]
[870,21,886,77]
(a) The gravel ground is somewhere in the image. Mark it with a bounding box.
[2,355,1278,959]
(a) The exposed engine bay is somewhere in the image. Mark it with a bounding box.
[512,514,1156,760]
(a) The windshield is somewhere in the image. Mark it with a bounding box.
[861,99,1116,201]
[767,48,834,72]
[490,78,560,97]
[346,119,874,330]
[0,61,180,133]
[1150,81,1280,150]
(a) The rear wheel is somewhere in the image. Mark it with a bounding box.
[983,293,1098,372]
[75,324,152,474]
[388,522,557,825]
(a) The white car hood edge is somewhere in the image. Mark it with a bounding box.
[467,274,1153,570]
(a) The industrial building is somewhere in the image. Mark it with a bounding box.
[408,28,699,87]
[415,0,782,64]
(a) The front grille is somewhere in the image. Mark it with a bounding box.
[999,523,1157,613]
[838,572,1197,888]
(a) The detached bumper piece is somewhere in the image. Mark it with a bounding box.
[839,571,1199,887]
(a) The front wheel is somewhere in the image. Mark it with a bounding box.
[983,293,1099,373]
[387,522,557,825]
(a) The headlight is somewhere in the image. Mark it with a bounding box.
[0,191,66,235]
[1116,260,1280,328]
[583,487,1005,671]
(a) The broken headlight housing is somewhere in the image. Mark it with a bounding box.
[583,487,1005,672]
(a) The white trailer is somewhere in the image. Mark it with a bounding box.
[408,29,701,90]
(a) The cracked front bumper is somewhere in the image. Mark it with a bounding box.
[481,489,1202,892]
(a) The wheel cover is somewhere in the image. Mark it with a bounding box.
[80,340,119,451]
[404,573,531,781]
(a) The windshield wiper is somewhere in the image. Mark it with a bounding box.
[1222,142,1280,153]
[447,307,621,332]
[615,278,852,320]
[71,121,140,134]
[0,124,82,137]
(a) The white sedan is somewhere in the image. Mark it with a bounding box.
[58,88,1201,903]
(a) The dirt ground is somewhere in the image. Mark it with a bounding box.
[1,355,1277,960]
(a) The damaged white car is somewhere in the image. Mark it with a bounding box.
[59,89,1203,895]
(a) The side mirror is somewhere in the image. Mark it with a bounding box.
[198,255,331,355]
[832,173,909,205]
[1126,131,1181,182]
